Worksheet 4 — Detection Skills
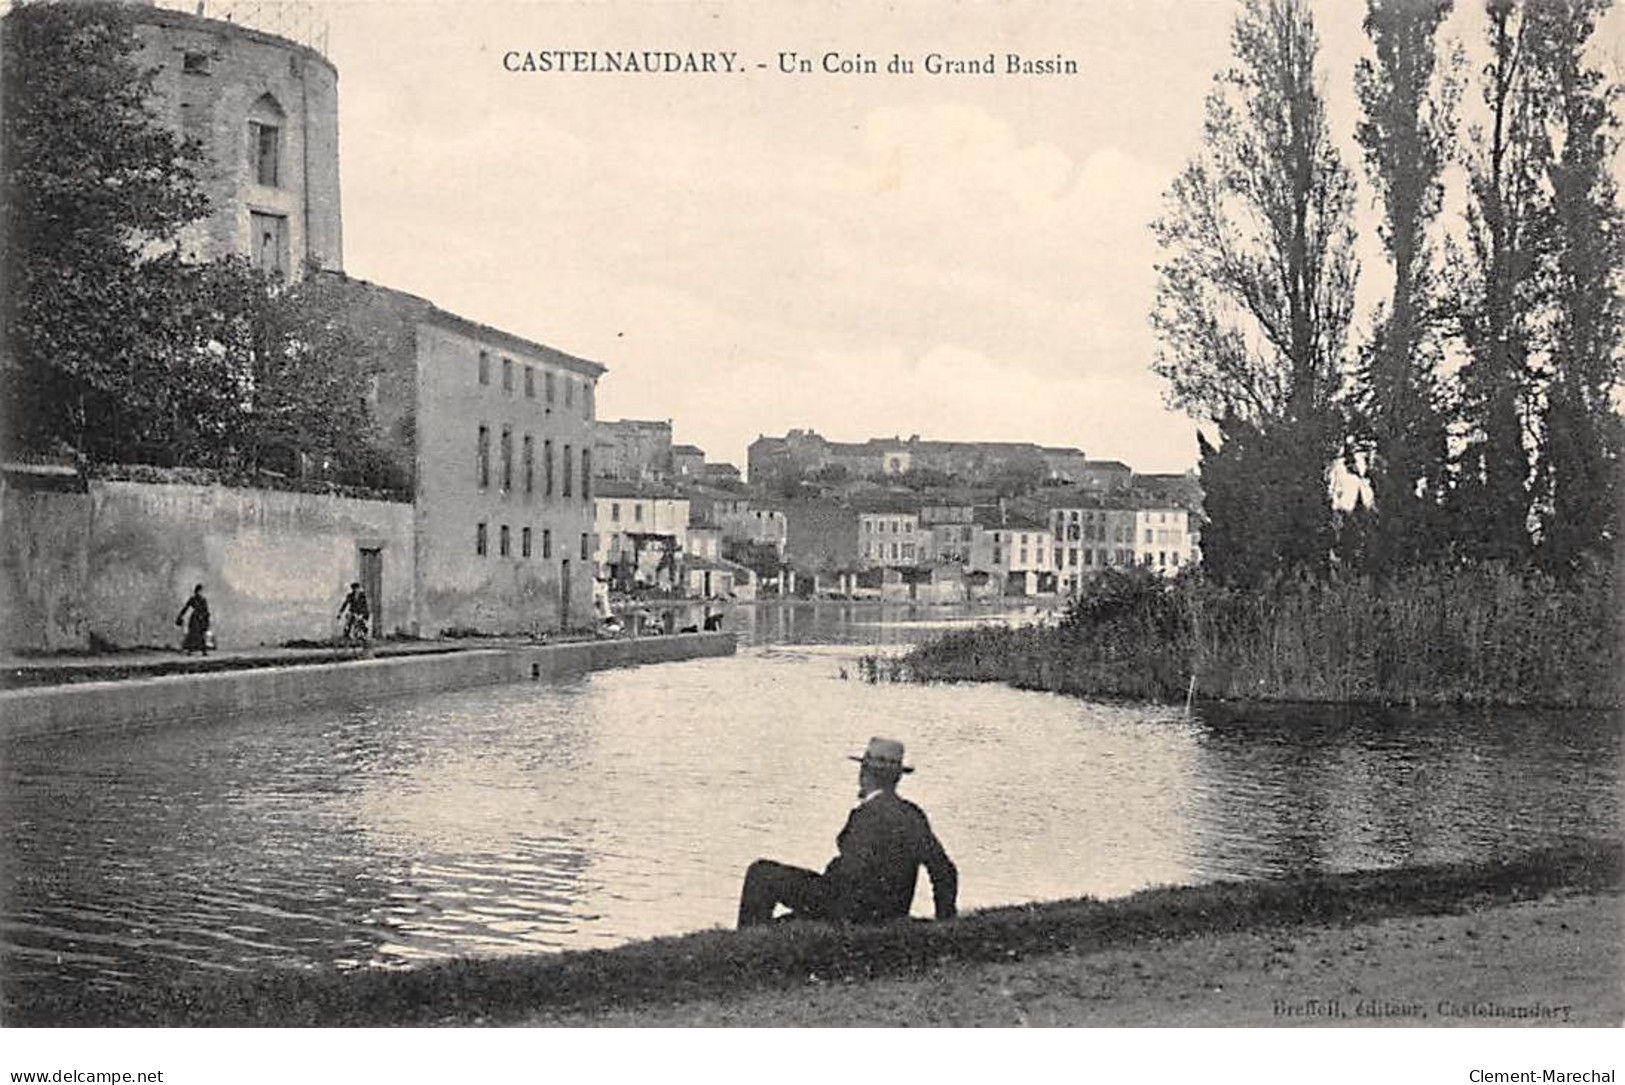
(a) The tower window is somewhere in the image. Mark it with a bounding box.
[251,122,281,186]
[182,51,211,75]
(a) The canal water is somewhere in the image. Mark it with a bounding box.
[1,602,1617,1002]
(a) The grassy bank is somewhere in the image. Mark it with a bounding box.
[8,839,1617,1027]
[904,565,1622,708]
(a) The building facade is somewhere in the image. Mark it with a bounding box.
[592,482,690,591]
[593,419,672,483]
[858,509,922,567]
[1047,499,1196,594]
[334,277,604,634]
[123,3,343,276]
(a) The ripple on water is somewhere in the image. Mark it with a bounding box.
[2,617,1617,1003]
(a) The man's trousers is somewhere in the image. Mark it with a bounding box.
[736,859,835,928]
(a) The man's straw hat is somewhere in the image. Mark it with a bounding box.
[849,736,914,774]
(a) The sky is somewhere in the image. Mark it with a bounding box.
[301,0,1616,475]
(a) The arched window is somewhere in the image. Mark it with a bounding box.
[248,93,286,187]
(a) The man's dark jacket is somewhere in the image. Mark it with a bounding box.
[822,790,957,922]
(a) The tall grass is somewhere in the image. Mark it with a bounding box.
[905,564,1622,708]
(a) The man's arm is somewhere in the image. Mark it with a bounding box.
[919,815,957,921]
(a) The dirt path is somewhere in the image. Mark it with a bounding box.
[527,892,1622,1026]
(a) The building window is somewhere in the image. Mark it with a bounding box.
[545,371,556,407]
[477,425,490,489]
[993,547,1002,565]
[1145,529,1154,544]
[542,528,553,558]
[611,503,621,522]
[479,350,491,385]
[475,522,488,556]
[584,383,594,420]
[582,449,591,499]
[523,435,534,494]
[1020,548,1028,566]
[499,524,511,557]
[500,426,513,492]
[580,533,589,561]
[522,526,532,557]
[524,365,535,398]
[250,121,280,187]
[634,503,643,523]
[502,357,514,393]
[565,379,574,409]
[544,439,554,496]
[562,443,573,497]
[1172,552,1181,566]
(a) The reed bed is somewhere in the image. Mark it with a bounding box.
[904,564,1621,708]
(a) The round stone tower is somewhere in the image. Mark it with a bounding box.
[126,1,342,277]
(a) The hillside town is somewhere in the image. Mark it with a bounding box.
[591,421,1202,614]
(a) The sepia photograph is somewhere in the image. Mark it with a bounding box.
[0,0,1620,1064]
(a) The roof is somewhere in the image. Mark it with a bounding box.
[970,507,1050,533]
[1082,460,1132,473]
[594,480,686,500]
[851,496,921,514]
[671,444,705,456]
[322,272,606,378]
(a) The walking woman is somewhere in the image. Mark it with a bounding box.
[175,584,211,655]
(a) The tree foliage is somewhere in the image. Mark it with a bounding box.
[2,2,405,496]
[1152,0,1359,584]
[1527,0,1624,575]
[1448,0,1556,563]
[1352,0,1456,570]
[1,0,207,456]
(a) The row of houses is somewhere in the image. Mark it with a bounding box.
[585,474,1200,612]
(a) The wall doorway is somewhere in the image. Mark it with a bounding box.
[560,559,571,630]
[359,547,383,635]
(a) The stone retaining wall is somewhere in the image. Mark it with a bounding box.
[0,632,735,740]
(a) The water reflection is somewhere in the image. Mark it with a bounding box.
[1,605,1616,1005]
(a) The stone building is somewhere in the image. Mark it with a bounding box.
[593,419,673,482]
[124,1,343,276]
[332,275,604,634]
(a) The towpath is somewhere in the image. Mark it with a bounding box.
[525,891,1621,1027]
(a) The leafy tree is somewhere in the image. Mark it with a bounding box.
[1448,0,1554,564]
[1,0,208,458]
[1194,416,1302,585]
[1152,0,1359,585]
[1352,0,1456,571]
[1528,0,1623,575]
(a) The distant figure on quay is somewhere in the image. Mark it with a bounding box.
[175,584,211,655]
[337,581,371,643]
[737,737,957,928]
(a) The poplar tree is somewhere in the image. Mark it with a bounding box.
[1528,0,1623,576]
[1152,0,1359,584]
[1450,0,1551,564]
[1352,0,1456,571]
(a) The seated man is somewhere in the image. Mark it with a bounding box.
[737,737,957,928]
